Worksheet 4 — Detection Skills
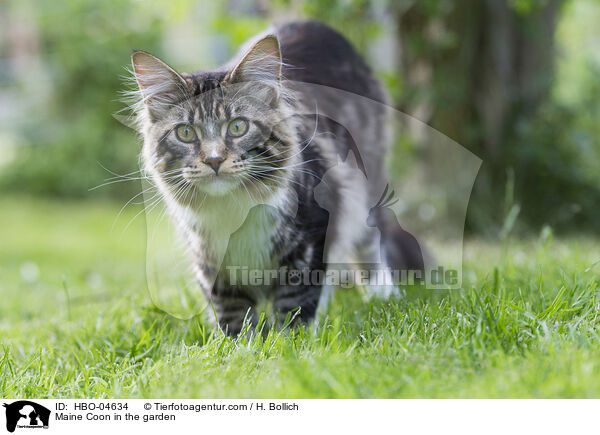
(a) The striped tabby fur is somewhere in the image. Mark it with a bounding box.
[131,21,391,334]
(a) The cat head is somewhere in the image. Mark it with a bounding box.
[130,35,298,202]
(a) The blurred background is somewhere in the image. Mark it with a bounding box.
[2,0,600,399]
[0,0,598,235]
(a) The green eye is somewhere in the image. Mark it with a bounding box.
[175,124,196,143]
[227,118,249,137]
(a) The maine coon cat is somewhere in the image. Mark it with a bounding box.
[130,21,413,334]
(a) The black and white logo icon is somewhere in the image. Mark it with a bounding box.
[3,401,50,433]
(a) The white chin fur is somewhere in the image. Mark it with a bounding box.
[191,176,240,196]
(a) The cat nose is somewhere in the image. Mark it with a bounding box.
[204,156,225,174]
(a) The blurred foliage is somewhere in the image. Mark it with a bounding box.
[0,0,598,234]
[503,1,600,231]
[0,0,165,199]
[211,8,269,49]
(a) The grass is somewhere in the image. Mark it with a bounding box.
[1,195,600,398]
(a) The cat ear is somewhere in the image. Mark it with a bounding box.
[131,51,189,120]
[227,35,282,84]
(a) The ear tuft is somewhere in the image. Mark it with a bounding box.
[227,35,282,84]
[131,51,189,119]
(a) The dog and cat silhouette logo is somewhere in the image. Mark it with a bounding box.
[2,401,50,432]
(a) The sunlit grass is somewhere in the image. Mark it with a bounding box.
[1,196,600,398]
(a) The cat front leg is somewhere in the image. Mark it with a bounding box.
[273,281,322,327]
[191,259,258,335]
[207,286,258,336]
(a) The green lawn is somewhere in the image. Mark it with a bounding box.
[1,196,600,398]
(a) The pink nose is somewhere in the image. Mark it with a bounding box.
[204,156,225,174]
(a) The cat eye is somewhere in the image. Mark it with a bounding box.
[227,118,249,137]
[175,124,197,143]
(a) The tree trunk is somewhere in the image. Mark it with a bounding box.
[395,0,562,228]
